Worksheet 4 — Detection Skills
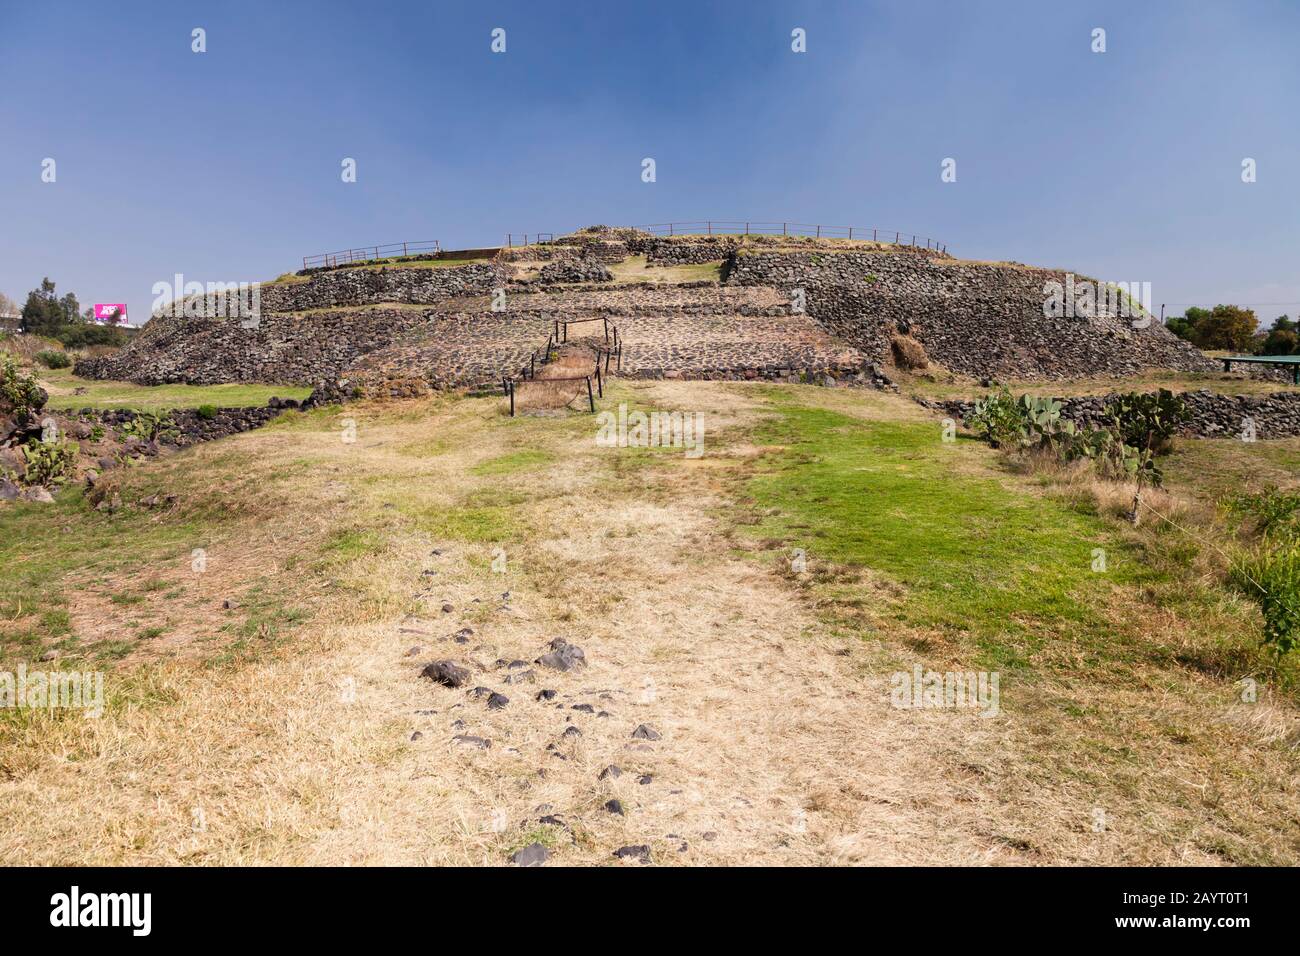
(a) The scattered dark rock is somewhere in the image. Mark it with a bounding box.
[508,843,549,867]
[612,845,651,864]
[562,726,582,739]
[452,734,490,749]
[404,646,422,657]
[536,638,586,672]
[638,774,653,785]
[422,660,471,688]
[599,765,622,780]
[487,692,510,710]
[535,689,557,701]
[440,603,454,613]
[571,703,595,713]
[410,731,423,741]
[604,799,625,816]
[504,670,535,685]
[631,724,661,741]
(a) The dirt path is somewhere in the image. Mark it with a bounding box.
[0,381,1004,865]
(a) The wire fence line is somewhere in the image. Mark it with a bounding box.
[303,220,949,267]
[630,220,946,252]
[302,241,441,270]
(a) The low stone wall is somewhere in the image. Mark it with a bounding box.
[536,258,613,284]
[623,363,890,388]
[344,312,556,395]
[728,250,1218,380]
[141,263,501,320]
[933,389,1300,440]
[76,307,431,386]
[646,237,739,266]
[84,398,300,447]
[615,313,863,378]
[258,263,501,312]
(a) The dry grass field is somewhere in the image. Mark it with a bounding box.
[1,378,1297,865]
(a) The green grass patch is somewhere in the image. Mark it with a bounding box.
[469,449,555,476]
[38,368,310,412]
[411,504,519,544]
[741,395,1135,672]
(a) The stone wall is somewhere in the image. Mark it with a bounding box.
[934,389,1300,440]
[251,263,502,312]
[645,237,739,266]
[76,307,432,386]
[728,250,1218,380]
[76,262,503,386]
[344,312,557,395]
[536,258,613,284]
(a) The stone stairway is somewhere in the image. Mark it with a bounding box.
[345,282,870,398]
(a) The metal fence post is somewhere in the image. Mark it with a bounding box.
[586,376,595,412]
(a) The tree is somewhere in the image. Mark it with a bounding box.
[20,278,63,335]
[1272,315,1296,333]
[1191,304,1257,352]
[58,292,82,326]
[1166,305,1212,344]
[17,278,91,336]
[1261,328,1298,355]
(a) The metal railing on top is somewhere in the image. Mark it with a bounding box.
[302,240,441,271]
[633,221,945,252]
[505,233,555,247]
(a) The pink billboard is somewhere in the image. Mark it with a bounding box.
[93,303,127,324]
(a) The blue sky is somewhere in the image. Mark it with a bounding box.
[1,0,1297,325]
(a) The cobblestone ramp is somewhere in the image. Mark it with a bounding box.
[346,283,869,397]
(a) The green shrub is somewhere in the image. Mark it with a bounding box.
[1232,546,1300,656]
[35,350,72,369]
[968,388,1175,487]
[54,324,127,349]
[120,411,179,444]
[0,354,44,413]
[1106,390,1187,455]
[197,404,218,420]
[1065,425,1163,487]
[968,388,1030,448]
[1228,486,1300,544]
[20,438,77,486]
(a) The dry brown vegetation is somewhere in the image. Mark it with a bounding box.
[1,379,1297,865]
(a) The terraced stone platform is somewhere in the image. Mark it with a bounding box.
[343,283,869,396]
[77,226,1230,396]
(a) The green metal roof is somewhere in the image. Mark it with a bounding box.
[1223,354,1300,364]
